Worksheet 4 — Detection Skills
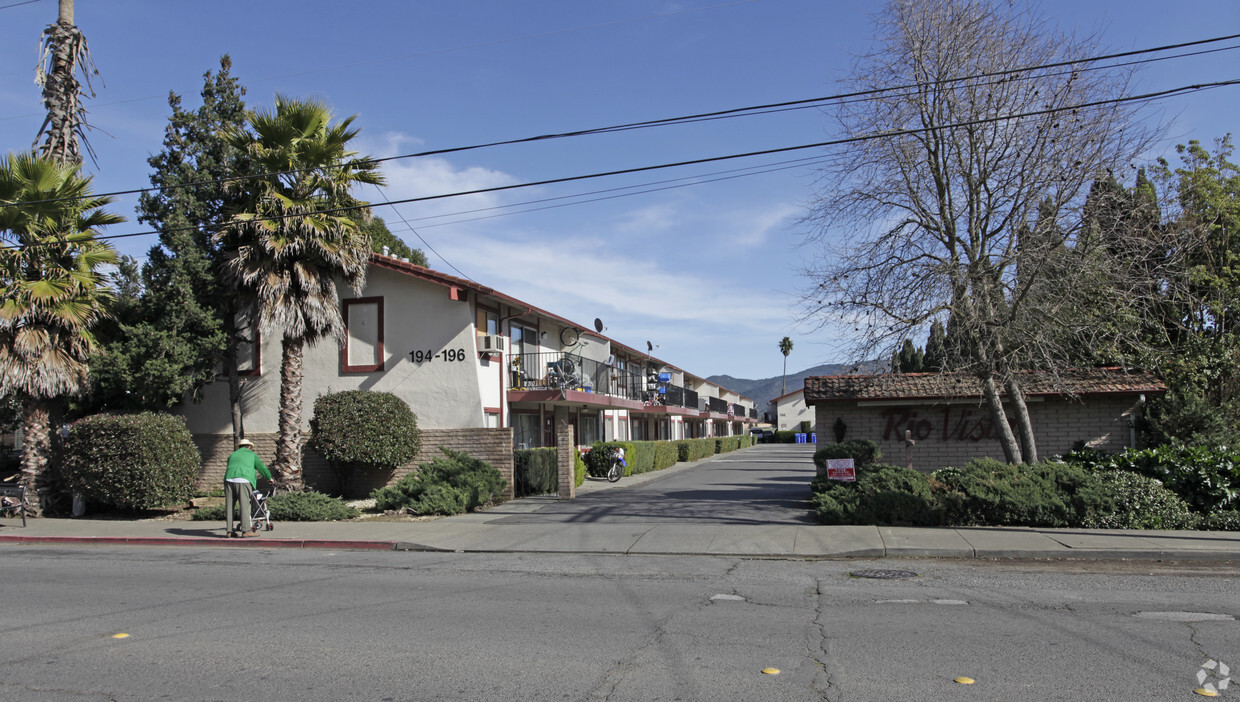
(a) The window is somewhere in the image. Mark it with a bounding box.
[342,297,384,372]
[513,413,540,449]
[477,308,499,336]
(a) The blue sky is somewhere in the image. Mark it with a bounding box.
[0,0,1236,380]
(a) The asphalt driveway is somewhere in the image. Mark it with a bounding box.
[494,443,819,525]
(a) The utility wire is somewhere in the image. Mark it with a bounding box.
[4,33,1237,210]
[5,78,1232,250]
[0,0,41,10]
[369,183,475,281]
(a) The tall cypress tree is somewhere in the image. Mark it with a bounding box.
[90,58,246,427]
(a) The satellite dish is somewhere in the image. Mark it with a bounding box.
[646,341,653,352]
[594,318,605,333]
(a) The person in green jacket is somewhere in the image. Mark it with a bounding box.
[224,439,273,537]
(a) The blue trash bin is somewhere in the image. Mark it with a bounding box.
[811,433,817,443]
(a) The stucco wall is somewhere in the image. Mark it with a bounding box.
[813,395,1140,471]
[178,267,487,435]
[196,427,515,500]
[776,392,810,431]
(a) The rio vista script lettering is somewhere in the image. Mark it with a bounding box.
[881,407,999,443]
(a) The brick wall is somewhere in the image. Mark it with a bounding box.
[195,427,515,500]
[814,395,1141,472]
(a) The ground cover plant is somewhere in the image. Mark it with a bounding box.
[809,445,1240,530]
[191,490,359,522]
[371,448,505,516]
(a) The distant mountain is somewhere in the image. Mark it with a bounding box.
[708,361,880,415]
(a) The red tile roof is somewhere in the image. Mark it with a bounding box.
[804,368,1165,404]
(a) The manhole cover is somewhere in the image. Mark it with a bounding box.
[849,569,919,580]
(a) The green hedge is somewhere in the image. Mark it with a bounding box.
[772,430,798,443]
[582,435,753,479]
[63,412,201,511]
[514,447,558,497]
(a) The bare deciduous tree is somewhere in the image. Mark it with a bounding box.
[800,0,1164,464]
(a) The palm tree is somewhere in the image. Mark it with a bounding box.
[779,336,794,397]
[219,96,384,491]
[34,0,99,165]
[0,152,120,515]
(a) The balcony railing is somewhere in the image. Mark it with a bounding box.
[509,352,646,399]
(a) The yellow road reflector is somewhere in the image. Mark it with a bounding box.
[1194,689,1220,697]
[111,633,129,639]
[954,677,975,684]
[761,668,780,675]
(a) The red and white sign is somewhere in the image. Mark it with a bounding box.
[826,458,856,482]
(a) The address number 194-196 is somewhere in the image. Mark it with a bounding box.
[410,348,467,363]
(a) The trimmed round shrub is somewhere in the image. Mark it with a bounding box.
[63,412,200,510]
[310,390,421,470]
[371,448,506,515]
[1082,471,1199,530]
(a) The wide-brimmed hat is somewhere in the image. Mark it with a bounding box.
[237,439,254,448]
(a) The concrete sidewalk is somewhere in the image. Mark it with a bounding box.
[3,464,1239,561]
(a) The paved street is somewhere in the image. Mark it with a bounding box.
[500,443,819,525]
[1,547,1237,701]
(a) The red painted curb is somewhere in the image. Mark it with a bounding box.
[0,535,397,550]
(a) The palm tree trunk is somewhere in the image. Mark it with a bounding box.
[19,398,50,517]
[781,355,787,397]
[275,336,306,492]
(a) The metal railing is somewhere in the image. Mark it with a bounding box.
[509,352,645,399]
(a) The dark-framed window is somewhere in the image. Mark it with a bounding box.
[342,297,384,373]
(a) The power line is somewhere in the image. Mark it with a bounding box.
[368,183,475,282]
[0,0,41,10]
[5,33,1238,210]
[6,78,1232,250]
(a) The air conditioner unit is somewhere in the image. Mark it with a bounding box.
[480,334,506,352]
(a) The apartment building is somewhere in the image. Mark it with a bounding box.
[178,254,757,469]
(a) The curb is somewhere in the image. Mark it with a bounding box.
[0,535,397,550]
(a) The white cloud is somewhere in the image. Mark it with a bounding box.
[361,132,521,223]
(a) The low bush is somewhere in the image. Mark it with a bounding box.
[575,449,587,487]
[814,440,882,470]
[772,430,798,443]
[62,412,201,511]
[514,447,558,497]
[811,463,940,526]
[371,448,506,515]
[268,491,360,521]
[1200,510,1240,531]
[931,459,1111,528]
[1081,471,1198,530]
[1059,444,1239,513]
[191,490,360,522]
